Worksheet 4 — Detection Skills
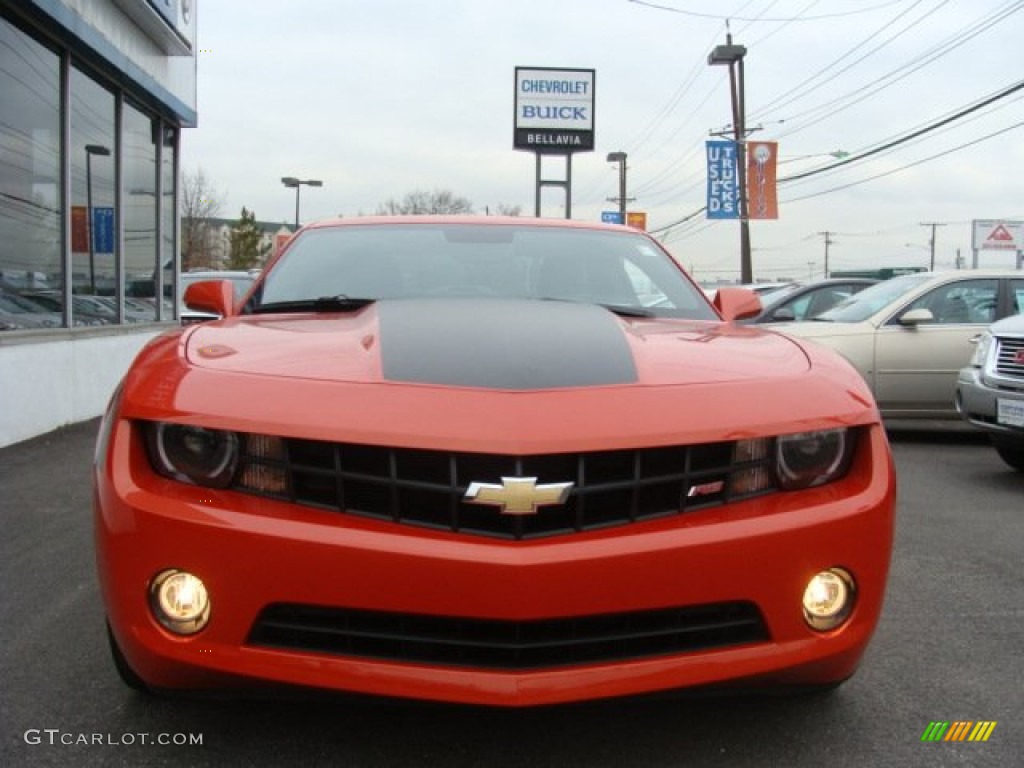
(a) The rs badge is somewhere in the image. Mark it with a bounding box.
[464,477,574,516]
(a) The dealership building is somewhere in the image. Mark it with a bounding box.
[0,0,195,448]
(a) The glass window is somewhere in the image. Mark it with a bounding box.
[70,65,116,325]
[253,224,717,320]
[905,279,999,325]
[821,273,932,323]
[1010,279,1024,316]
[0,18,61,331]
[161,125,177,320]
[122,102,157,322]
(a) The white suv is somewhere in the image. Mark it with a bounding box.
[957,313,1024,471]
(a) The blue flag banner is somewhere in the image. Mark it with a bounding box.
[706,141,739,220]
[91,207,115,253]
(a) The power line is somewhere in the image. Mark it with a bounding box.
[779,80,1024,184]
[652,117,1023,237]
[781,119,1024,204]
[748,0,938,122]
[626,0,910,22]
[770,0,1024,138]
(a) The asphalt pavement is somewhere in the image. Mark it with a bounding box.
[1,419,1021,767]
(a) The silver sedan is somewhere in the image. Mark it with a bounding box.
[778,270,1024,419]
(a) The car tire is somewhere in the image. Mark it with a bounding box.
[106,622,149,692]
[993,443,1024,472]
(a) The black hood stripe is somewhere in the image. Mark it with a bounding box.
[378,299,638,389]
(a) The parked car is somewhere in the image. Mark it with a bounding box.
[95,216,895,706]
[0,290,61,329]
[779,270,1024,419]
[179,270,257,324]
[956,312,1024,471]
[741,278,878,324]
[23,291,115,325]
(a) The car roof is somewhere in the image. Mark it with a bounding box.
[300,215,639,234]
[182,270,254,278]
[914,269,1024,281]
[990,312,1024,333]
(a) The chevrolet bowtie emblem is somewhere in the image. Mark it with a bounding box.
[464,477,574,516]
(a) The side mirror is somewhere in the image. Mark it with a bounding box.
[183,280,236,319]
[898,308,934,326]
[715,287,762,322]
[770,307,796,322]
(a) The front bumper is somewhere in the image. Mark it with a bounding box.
[956,366,1024,443]
[95,420,896,707]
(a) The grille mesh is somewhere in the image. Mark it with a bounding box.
[233,438,776,539]
[995,337,1024,379]
[247,602,770,670]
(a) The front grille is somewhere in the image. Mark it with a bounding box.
[233,437,776,539]
[995,336,1024,379]
[247,602,769,670]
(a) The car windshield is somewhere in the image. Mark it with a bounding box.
[247,223,717,320]
[814,274,932,323]
[758,282,803,309]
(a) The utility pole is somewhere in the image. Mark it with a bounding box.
[708,33,752,283]
[817,231,835,278]
[605,152,634,223]
[920,222,946,271]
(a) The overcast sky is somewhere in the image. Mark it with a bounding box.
[182,0,1024,282]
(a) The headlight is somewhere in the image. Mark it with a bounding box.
[775,428,853,490]
[969,331,993,367]
[144,422,239,488]
[802,568,855,631]
[150,570,210,635]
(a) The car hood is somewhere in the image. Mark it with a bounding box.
[181,298,810,389]
[989,313,1024,335]
[774,319,875,340]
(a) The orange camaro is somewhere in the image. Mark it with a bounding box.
[94,217,896,706]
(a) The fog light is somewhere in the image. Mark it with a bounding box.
[150,569,210,635]
[802,568,855,631]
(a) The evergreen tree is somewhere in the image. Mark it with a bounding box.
[228,207,270,269]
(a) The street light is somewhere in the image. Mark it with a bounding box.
[85,144,111,295]
[606,151,629,224]
[707,34,752,284]
[281,177,323,230]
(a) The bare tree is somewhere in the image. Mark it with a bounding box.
[376,189,474,216]
[181,168,224,270]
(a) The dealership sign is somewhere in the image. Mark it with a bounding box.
[972,219,1023,251]
[514,67,595,153]
[706,141,739,219]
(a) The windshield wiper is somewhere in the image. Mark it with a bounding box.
[252,295,376,314]
[598,303,655,318]
[538,297,655,318]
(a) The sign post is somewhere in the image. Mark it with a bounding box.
[514,67,595,218]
